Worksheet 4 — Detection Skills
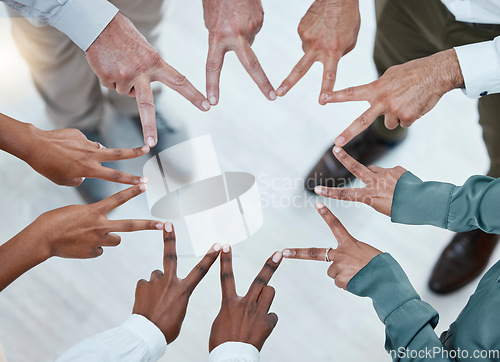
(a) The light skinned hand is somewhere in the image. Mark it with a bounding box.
[26,127,150,187]
[202,0,276,105]
[277,0,360,101]
[33,184,163,259]
[324,49,464,147]
[133,224,221,344]
[86,13,211,147]
[314,146,407,216]
[209,245,282,352]
[282,202,382,290]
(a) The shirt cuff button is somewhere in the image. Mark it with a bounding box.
[480,91,488,97]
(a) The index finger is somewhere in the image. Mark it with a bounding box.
[335,105,383,147]
[163,222,177,277]
[95,184,146,212]
[98,145,150,162]
[184,243,221,291]
[246,252,282,301]
[315,202,353,246]
[206,40,226,106]
[154,62,211,112]
[331,146,373,181]
[276,52,315,97]
[319,56,340,101]
[323,84,372,103]
[281,247,332,262]
[134,80,158,148]
[234,41,276,101]
[220,244,237,300]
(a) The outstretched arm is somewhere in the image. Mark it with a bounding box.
[0,185,162,292]
[315,146,500,233]
[282,204,453,362]
[0,113,150,186]
[325,49,463,147]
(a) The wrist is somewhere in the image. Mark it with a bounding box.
[0,114,41,162]
[25,216,53,262]
[434,49,464,93]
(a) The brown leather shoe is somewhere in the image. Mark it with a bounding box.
[429,230,499,294]
[305,126,407,191]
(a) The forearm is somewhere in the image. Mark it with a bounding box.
[392,172,500,233]
[0,113,39,163]
[347,253,452,361]
[0,223,49,291]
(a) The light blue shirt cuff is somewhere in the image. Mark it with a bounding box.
[50,0,118,51]
[209,342,260,362]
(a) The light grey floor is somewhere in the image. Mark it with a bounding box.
[0,1,498,361]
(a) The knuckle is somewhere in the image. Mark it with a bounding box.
[206,59,223,73]
[345,87,356,96]
[196,263,208,276]
[172,73,188,87]
[337,188,349,199]
[246,56,261,72]
[112,149,123,159]
[221,272,234,282]
[253,276,267,286]
[308,248,321,259]
[264,262,277,272]
[163,253,177,262]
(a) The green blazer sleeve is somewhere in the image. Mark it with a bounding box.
[391,171,500,233]
[347,253,453,362]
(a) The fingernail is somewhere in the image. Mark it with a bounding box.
[333,146,341,154]
[156,223,164,230]
[141,146,150,152]
[335,137,345,146]
[314,186,325,195]
[321,93,328,102]
[147,137,156,147]
[213,243,221,252]
[164,221,173,232]
[202,100,211,111]
[209,96,217,105]
[139,184,147,192]
[272,251,282,263]
[276,87,285,96]
[316,201,325,209]
[140,177,148,184]
[269,90,277,101]
[282,249,296,258]
[222,244,230,253]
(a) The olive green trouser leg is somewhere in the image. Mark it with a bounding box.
[372,0,500,177]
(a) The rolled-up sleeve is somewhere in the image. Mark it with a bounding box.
[391,171,500,233]
[454,36,500,98]
[2,0,118,50]
[56,314,167,362]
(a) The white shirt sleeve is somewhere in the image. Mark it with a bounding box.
[454,36,500,98]
[209,342,260,362]
[56,314,167,362]
[1,0,118,51]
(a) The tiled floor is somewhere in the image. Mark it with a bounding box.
[0,1,498,361]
